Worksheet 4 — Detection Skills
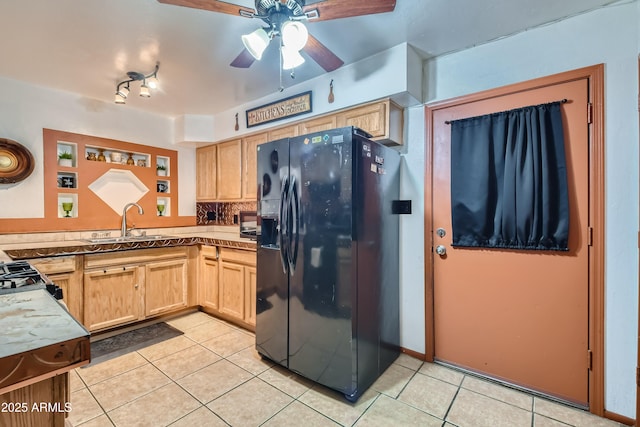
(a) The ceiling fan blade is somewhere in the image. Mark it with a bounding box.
[157,0,254,17]
[303,0,396,21]
[230,48,256,68]
[303,34,344,72]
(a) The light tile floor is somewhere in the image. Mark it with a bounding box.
[68,311,628,427]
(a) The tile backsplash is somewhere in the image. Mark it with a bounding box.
[196,201,257,226]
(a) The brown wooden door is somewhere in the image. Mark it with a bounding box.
[431,78,590,406]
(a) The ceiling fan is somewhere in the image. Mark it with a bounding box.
[157,0,397,72]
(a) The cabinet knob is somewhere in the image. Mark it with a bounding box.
[134,284,139,289]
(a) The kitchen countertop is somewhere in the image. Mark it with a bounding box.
[0,227,257,261]
[0,288,90,394]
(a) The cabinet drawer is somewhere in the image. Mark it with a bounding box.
[219,247,256,266]
[28,256,77,274]
[200,245,218,259]
[84,247,188,270]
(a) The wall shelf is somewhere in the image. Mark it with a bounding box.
[41,129,182,232]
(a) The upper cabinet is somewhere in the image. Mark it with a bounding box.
[195,98,404,202]
[300,115,337,134]
[243,133,268,201]
[336,99,403,145]
[196,144,216,201]
[216,139,242,200]
[267,124,299,141]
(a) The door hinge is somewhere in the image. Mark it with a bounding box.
[637,366,640,386]
[588,349,593,371]
[587,227,593,246]
[587,102,593,124]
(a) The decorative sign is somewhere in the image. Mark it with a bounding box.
[246,91,312,128]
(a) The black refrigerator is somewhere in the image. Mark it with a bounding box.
[256,126,401,401]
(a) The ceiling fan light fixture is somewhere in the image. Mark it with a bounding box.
[242,28,270,60]
[281,46,305,70]
[281,21,308,51]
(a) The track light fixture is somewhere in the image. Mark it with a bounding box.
[114,63,160,104]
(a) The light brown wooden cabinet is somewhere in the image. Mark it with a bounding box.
[27,255,83,323]
[268,124,299,141]
[216,139,243,200]
[245,266,257,326]
[299,115,337,134]
[196,98,403,203]
[83,247,190,332]
[336,98,403,144]
[243,133,268,200]
[199,245,219,311]
[145,258,189,317]
[199,246,256,330]
[196,144,217,201]
[84,265,142,331]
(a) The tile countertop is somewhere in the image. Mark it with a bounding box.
[0,226,257,261]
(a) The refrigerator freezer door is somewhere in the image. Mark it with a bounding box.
[256,138,290,366]
[287,128,357,394]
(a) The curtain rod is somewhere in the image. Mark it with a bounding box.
[444,99,568,124]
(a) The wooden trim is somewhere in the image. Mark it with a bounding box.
[637,54,640,427]
[400,346,427,361]
[603,410,634,426]
[424,64,605,415]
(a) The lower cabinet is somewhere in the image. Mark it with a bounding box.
[27,255,83,323]
[145,258,188,317]
[199,246,256,330]
[84,247,190,332]
[199,246,219,311]
[84,266,143,331]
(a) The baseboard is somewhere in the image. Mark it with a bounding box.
[400,347,426,361]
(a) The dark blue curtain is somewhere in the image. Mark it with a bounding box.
[450,101,569,251]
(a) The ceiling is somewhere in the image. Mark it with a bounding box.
[0,0,623,117]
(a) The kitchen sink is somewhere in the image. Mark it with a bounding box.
[83,235,174,244]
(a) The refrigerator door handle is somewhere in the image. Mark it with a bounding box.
[279,177,290,274]
[288,177,300,275]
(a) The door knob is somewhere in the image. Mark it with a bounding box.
[435,245,446,256]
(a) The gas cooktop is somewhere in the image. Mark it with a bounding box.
[0,260,63,299]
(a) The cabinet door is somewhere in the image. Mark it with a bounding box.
[199,248,219,311]
[244,266,257,326]
[196,145,217,201]
[47,272,74,318]
[243,133,268,200]
[219,261,245,321]
[216,139,242,200]
[84,266,142,331]
[299,115,337,134]
[145,258,188,317]
[268,124,299,141]
[336,101,387,138]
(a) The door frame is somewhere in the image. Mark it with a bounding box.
[423,64,605,415]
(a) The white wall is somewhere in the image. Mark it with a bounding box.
[209,43,422,142]
[421,1,639,417]
[0,77,196,219]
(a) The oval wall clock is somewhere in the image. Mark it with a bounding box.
[0,138,35,184]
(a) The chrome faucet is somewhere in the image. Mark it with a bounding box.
[121,202,144,237]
